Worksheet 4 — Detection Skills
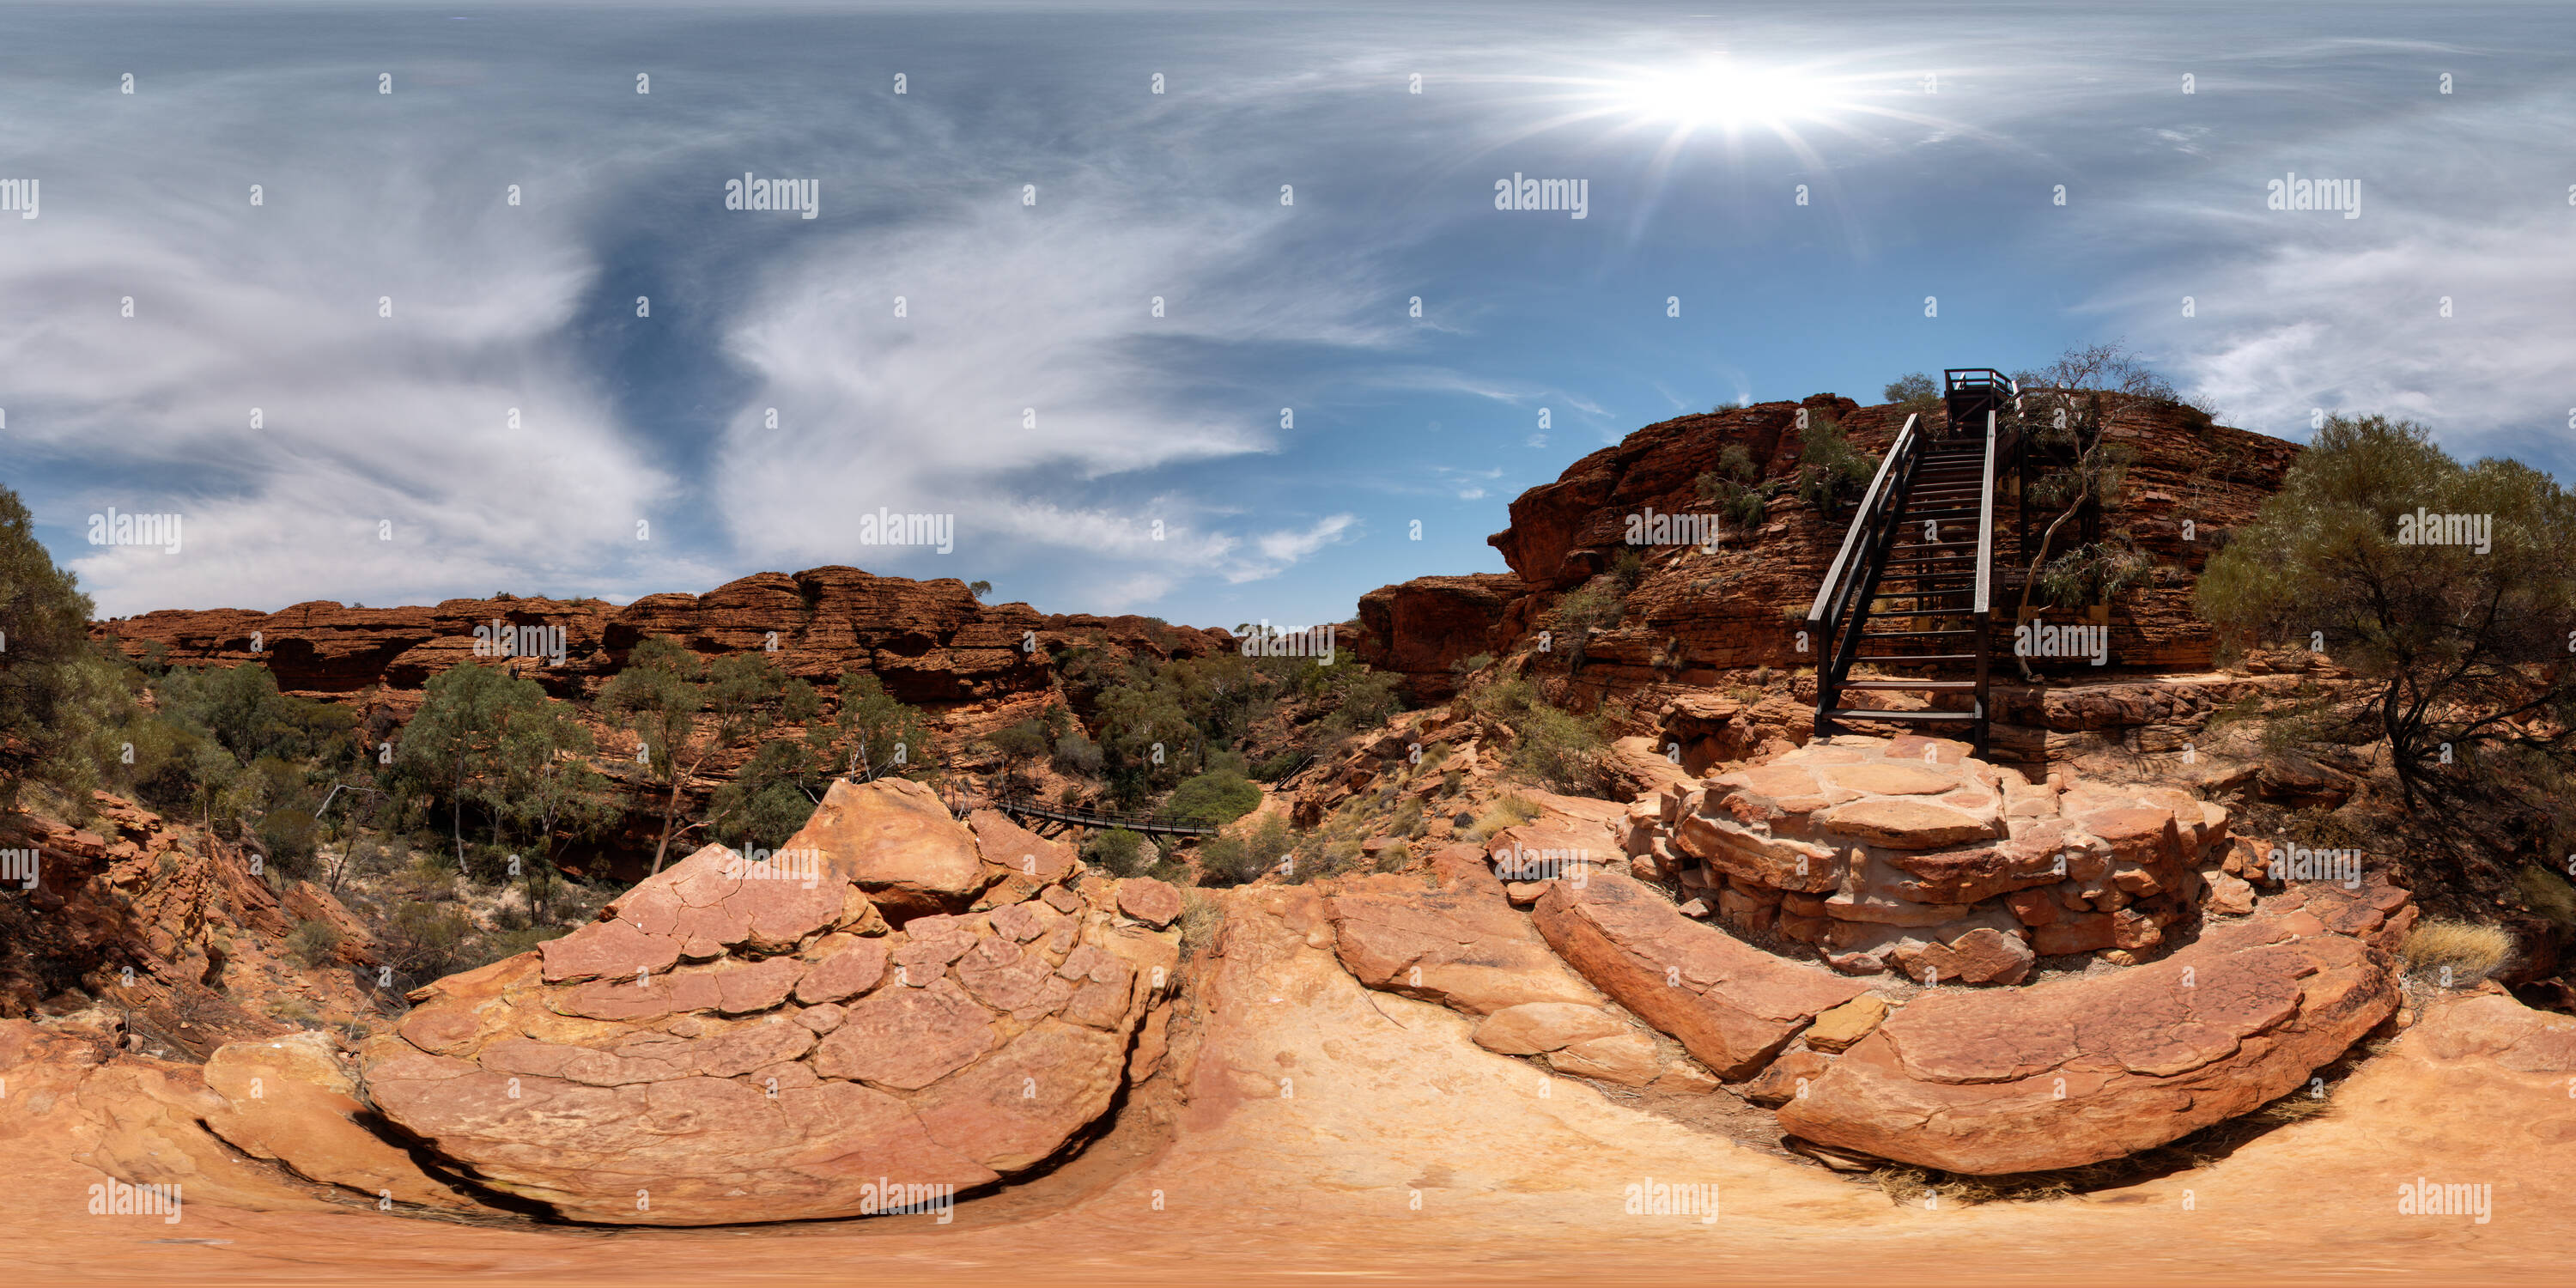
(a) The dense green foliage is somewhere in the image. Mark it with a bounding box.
[2200,413,2576,805]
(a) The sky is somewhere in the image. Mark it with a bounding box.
[5,1,2573,629]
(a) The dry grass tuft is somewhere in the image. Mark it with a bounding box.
[2399,919,2514,985]
[1875,1166,2075,1208]
[1178,889,1225,958]
[1463,793,1543,841]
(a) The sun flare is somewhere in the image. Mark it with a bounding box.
[1613,60,1837,130]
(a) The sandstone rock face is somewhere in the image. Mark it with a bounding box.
[88,568,1233,715]
[1115,878,1184,929]
[1529,871,1868,1079]
[1475,393,2294,682]
[1350,574,1521,703]
[1649,735,2241,979]
[1472,1002,1626,1056]
[1802,994,1890,1054]
[360,789,1179,1225]
[1775,913,2399,1174]
[790,778,985,920]
[202,1032,471,1208]
[0,793,390,1050]
[1325,846,1605,1017]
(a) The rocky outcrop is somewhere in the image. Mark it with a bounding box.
[201,1031,472,1208]
[1775,910,2400,1174]
[356,781,1180,1225]
[88,566,1233,730]
[1481,393,2296,682]
[0,794,383,1048]
[1630,734,2238,979]
[1325,845,1603,1017]
[1528,870,1869,1079]
[1351,574,1521,702]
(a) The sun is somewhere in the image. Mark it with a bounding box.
[1613,59,1837,131]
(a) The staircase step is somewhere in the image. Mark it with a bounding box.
[1819,708,1982,724]
[1858,628,1978,638]
[1854,652,1978,662]
[1838,679,1979,690]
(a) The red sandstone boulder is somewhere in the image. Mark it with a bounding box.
[1775,914,2397,1173]
[1529,871,1868,1079]
[359,796,1179,1225]
[1325,847,1604,1016]
[786,778,986,918]
[1115,878,1185,929]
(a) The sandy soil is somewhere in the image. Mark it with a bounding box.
[5,887,2567,1287]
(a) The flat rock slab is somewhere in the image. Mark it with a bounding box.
[1776,914,2397,1174]
[1325,846,1603,1017]
[1529,871,1868,1079]
[359,792,1182,1226]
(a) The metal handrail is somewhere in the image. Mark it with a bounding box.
[1806,413,1917,625]
[1973,410,1997,615]
[992,793,1217,836]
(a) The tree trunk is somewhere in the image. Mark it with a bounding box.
[2010,504,2084,681]
[650,775,682,875]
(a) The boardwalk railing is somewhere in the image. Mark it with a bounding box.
[990,794,1218,836]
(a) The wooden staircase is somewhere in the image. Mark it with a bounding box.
[1807,370,2020,755]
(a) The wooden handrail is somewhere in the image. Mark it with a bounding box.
[1974,410,1997,615]
[1807,413,1917,625]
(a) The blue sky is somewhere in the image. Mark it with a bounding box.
[6,2,2572,629]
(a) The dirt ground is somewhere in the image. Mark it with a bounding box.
[5,888,2568,1287]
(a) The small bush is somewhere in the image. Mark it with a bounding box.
[1164,770,1261,827]
[1084,828,1151,878]
[1200,814,1294,886]
[258,807,322,882]
[1051,732,1105,777]
[2399,920,2514,986]
[1795,416,1879,513]
[287,918,343,966]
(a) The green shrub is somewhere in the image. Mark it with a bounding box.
[1884,373,1941,413]
[257,807,321,882]
[1165,770,1261,827]
[1084,828,1151,877]
[287,918,343,967]
[1200,814,1294,886]
[1052,732,1104,776]
[1795,415,1879,513]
